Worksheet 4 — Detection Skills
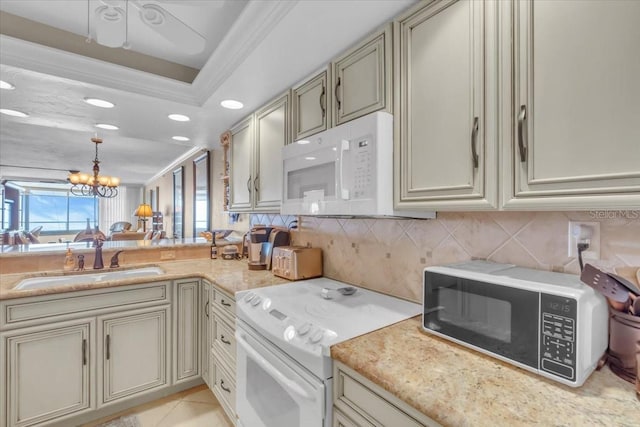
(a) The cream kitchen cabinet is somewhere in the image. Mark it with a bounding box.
[333,361,439,427]
[228,116,254,211]
[502,0,640,209]
[201,280,211,387]
[332,25,391,127]
[292,70,330,141]
[1,319,94,427]
[210,287,237,426]
[394,0,499,210]
[228,92,290,212]
[173,278,200,383]
[98,306,170,405]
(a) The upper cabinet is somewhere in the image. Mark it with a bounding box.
[292,71,329,141]
[395,0,498,210]
[503,0,640,209]
[228,92,290,212]
[332,25,392,126]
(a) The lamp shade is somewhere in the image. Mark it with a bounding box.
[134,203,153,218]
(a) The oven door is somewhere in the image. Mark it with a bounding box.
[235,323,325,427]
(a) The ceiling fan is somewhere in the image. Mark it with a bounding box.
[90,0,206,54]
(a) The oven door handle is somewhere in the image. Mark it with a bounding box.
[339,139,350,200]
[236,330,314,401]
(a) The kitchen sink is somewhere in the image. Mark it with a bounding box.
[14,266,165,290]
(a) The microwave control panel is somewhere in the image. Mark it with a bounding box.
[350,138,374,199]
[539,294,577,382]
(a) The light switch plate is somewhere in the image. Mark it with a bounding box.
[567,221,600,260]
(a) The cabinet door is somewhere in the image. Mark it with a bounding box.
[2,319,93,427]
[201,281,211,387]
[292,70,329,141]
[99,306,169,405]
[229,116,254,211]
[506,0,640,209]
[333,26,390,126]
[174,279,200,383]
[395,0,497,210]
[254,92,290,210]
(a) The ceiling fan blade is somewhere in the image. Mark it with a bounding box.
[137,3,206,54]
[94,5,127,48]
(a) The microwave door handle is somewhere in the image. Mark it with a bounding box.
[236,330,315,402]
[339,139,350,200]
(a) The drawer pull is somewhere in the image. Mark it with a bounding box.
[220,379,231,393]
[221,299,231,307]
[220,335,231,345]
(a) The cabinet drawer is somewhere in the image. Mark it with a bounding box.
[333,407,373,427]
[334,363,438,427]
[1,282,170,330]
[212,356,236,425]
[213,314,236,363]
[212,289,235,320]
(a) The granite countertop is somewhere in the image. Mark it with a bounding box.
[0,258,287,300]
[331,316,640,427]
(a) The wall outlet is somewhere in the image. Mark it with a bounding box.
[567,221,600,260]
[160,250,176,260]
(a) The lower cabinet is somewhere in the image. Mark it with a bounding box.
[201,280,212,387]
[173,279,201,383]
[209,288,237,426]
[98,306,170,405]
[333,361,440,427]
[1,319,94,427]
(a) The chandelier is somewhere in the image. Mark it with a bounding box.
[68,137,120,198]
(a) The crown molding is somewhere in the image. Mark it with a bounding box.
[0,35,198,105]
[191,0,298,105]
[144,146,207,186]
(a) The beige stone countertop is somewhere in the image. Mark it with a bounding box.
[0,258,288,300]
[331,316,640,427]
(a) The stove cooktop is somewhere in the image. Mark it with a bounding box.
[236,278,421,378]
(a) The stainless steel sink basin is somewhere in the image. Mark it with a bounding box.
[14,267,165,290]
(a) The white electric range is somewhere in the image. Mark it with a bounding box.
[235,277,421,427]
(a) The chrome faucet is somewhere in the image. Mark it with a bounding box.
[110,251,124,268]
[93,239,104,269]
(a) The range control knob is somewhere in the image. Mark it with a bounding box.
[309,329,324,344]
[250,296,261,306]
[297,323,312,336]
[244,292,255,303]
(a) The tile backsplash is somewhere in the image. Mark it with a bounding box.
[288,211,640,302]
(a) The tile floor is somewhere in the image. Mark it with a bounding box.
[82,385,234,427]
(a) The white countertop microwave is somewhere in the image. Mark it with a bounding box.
[281,112,434,218]
[423,261,608,387]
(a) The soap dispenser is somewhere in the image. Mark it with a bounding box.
[63,248,75,272]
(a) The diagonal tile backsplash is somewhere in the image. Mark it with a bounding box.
[286,211,640,302]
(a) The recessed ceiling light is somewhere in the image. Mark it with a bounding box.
[84,97,115,108]
[220,100,244,110]
[0,80,15,90]
[172,136,190,142]
[0,109,29,118]
[304,156,316,161]
[297,140,310,145]
[168,114,190,122]
[95,123,119,130]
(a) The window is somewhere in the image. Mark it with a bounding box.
[25,189,98,234]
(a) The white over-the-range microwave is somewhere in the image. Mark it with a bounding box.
[281,111,434,218]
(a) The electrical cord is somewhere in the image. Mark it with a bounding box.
[577,242,589,272]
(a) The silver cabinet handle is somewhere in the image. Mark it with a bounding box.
[246,175,252,195]
[517,105,528,162]
[319,86,326,118]
[82,338,87,366]
[204,300,209,319]
[335,77,341,111]
[471,116,479,168]
[220,379,231,393]
[106,334,111,360]
[220,335,231,345]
